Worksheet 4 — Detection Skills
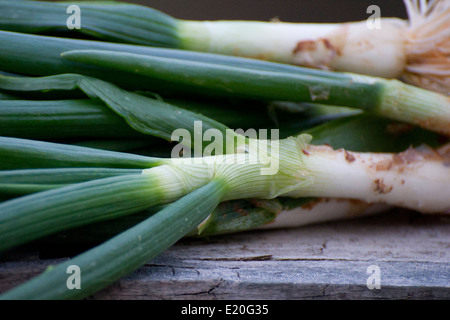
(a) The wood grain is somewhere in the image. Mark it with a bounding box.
[1,209,449,299]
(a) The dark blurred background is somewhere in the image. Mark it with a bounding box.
[50,0,408,22]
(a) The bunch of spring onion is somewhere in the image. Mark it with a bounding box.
[0,8,449,299]
[0,0,447,94]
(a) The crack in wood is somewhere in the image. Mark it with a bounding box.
[173,278,225,298]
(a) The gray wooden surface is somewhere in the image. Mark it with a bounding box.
[1,209,449,299]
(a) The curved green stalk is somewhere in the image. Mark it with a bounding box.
[0,179,227,300]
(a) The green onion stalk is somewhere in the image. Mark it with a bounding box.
[0,0,447,93]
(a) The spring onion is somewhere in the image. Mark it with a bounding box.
[175,0,450,94]
[0,4,448,299]
[0,72,446,251]
[0,128,449,299]
[2,131,450,254]
[1,0,447,93]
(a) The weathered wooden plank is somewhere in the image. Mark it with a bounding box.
[1,209,449,299]
[159,211,450,263]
